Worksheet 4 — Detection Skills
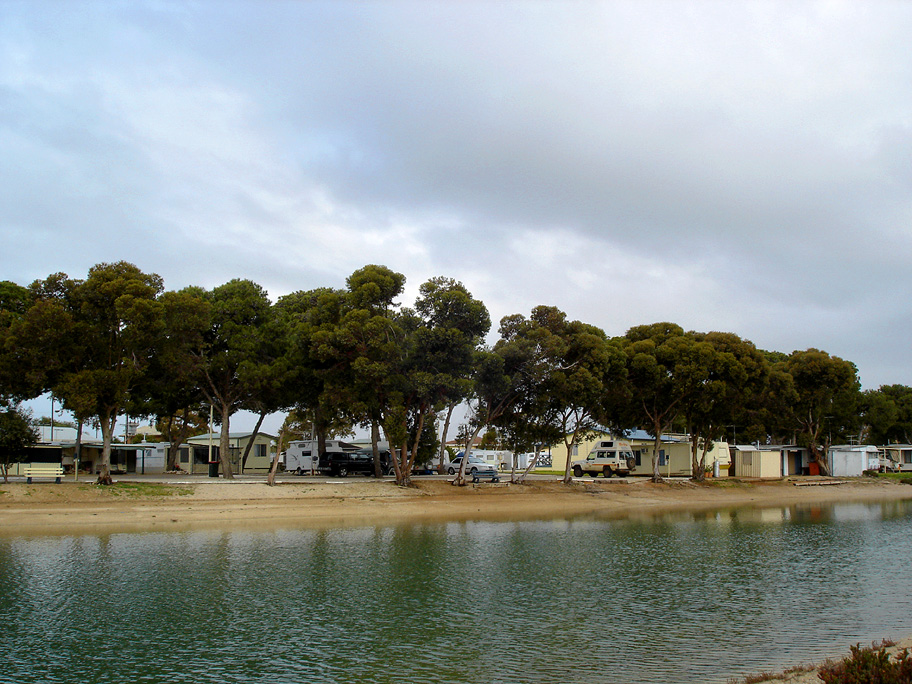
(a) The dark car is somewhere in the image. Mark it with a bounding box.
[323,448,393,477]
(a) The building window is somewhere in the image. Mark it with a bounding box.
[255,444,267,459]
[658,450,667,466]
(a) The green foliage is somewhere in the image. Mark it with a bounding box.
[0,403,38,470]
[772,349,861,470]
[862,385,912,445]
[818,643,912,684]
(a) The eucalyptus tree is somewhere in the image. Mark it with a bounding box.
[1,275,75,404]
[523,307,626,485]
[10,263,164,484]
[0,281,35,402]
[334,265,406,476]
[275,286,350,461]
[679,331,768,480]
[620,322,700,482]
[489,310,569,482]
[774,348,861,475]
[388,277,490,486]
[453,305,623,486]
[198,279,273,479]
[860,385,912,445]
[0,402,38,483]
[132,286,211,471]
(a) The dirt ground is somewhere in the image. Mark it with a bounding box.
[2,475,911,537]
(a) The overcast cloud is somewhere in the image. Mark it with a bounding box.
[2,1,911,431]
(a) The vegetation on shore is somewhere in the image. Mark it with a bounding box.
[730,639,912,684]
[2,263,912,489]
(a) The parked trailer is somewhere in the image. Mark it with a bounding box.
[283,440,362,475]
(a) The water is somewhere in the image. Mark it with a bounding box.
[2,500,912,683]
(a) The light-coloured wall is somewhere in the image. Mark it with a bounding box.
[186,433,275,473]
[731,448,781,478]
[550,431,729,477]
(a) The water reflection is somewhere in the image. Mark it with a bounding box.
[2,501,911,683]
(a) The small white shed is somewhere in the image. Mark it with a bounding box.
[827,445,879,477]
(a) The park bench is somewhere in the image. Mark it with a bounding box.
[24,466,64,484]
[471,469,500,483]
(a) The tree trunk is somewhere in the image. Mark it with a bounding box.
[218,402,234,479]
[166,408,194,471]
[514,448,542,484]
[74,418,83,479]
[690,433,704,482]
[240,410,267,473]
[562,436,577,484]
[454,424,484,486]
[267,424,287,487]
[406,408,429,480]
[371,420,383,477]
[437,402,456,474]
[651,417,665,482]
[397,443,411,487]
[96,410,115,485]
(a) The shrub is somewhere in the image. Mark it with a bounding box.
[818,642,911,683]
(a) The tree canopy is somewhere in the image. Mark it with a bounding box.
[2,261,903,486]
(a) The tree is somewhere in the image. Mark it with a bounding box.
[620,323,698,482]
[275,287,351,468]
[0,402,38,483]
[861,385,912,445]
[334,265,407,477]
[386,277,490,486]
[13,263,164,484]
[679,332,768,481]
[133,287,212,471]
[775,349,862,475]
[198,279,273,479]
[529,308,626,485]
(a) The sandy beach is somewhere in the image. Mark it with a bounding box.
[1,475,911,537]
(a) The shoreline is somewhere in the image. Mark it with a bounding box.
[735,636,912,683]
[1,476,911,537]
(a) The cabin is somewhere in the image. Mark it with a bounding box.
[827,444,880,477]
[186,432,276,473]
[881,445,912,472]
[549,429,730,477]
[729,445,784,478]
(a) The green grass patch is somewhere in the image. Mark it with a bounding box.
[102,482,193,498]
[879,472,912,485]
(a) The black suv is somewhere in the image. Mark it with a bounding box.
[322,449,393,477]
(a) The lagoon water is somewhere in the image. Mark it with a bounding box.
[2,501,912,684]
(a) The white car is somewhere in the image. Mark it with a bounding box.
[445,456,491,475]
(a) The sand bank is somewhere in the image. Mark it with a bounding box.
[1,476,910,537]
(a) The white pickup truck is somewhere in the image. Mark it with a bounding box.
[572,440,637,478]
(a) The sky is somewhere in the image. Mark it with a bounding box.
[2,1,911,436]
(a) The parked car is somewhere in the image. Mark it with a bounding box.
[445,455,490,475]
[324,448,393,477]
